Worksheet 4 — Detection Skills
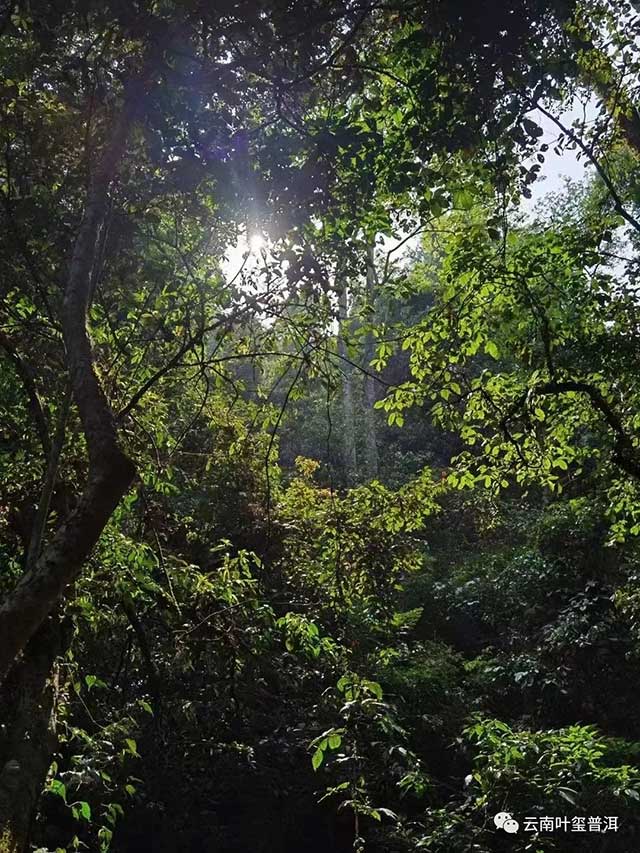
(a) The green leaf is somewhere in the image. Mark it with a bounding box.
[125,738,139,756]
[377,807,399,821]
[485,340,499,359]
[558,787,578,806]
[522,117,543,138]
[49,779,67,802]
[365,680,383,699]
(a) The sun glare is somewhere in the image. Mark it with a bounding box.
[248,233,265,253]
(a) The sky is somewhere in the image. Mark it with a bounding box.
[524,100,596,211]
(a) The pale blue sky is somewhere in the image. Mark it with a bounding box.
[524,100,596,211]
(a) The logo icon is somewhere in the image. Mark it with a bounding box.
[494,812,520,834]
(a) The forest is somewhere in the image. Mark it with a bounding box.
[1,0,640,851]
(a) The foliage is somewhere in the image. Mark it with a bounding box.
[3,2,640,852]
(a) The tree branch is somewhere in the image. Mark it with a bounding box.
[0,330,51,458]
[533,101,640,235]
[536,380,640,480]
[503,378,640,481]
[0,54,164,682]
[24,385,72,572]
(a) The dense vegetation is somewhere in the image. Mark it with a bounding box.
[1,0,640,850]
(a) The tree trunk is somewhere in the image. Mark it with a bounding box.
[362,245,379,480]
[338,284,358,484]
[0,70,152,683]
[0,615,63,853]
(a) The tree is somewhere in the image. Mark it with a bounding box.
[0,0,382,682]
[3,2,640,851]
